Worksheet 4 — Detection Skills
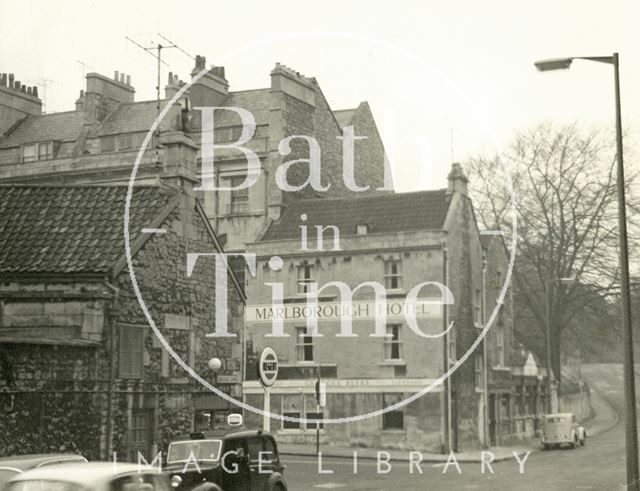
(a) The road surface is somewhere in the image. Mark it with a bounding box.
[283,363,631,490]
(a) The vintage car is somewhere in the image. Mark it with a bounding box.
[4,462,171,491]
[541,412,586,449]
[0,453,87,488]
[165,429,287,491]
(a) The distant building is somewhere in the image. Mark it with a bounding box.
[0,59,390,255]
[0,131,245,460]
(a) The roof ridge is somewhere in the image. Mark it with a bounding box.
[0,183,147,189]
[285,188,447,204]
[229,88,270,95]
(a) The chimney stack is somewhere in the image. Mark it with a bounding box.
[83,70,134,124]
[447,162,468,196]
[0,71,42,135]
[270,62,316,106]
[190,55,229,107]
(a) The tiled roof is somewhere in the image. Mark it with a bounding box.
[0,111,84,148]
[0,186,175,274]
[261,189,451,241]
[333,108,357,128]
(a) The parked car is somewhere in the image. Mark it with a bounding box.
[165,429,287,491]
[3,462,170,491]
[541,412,586,449]
[0,453,87,488]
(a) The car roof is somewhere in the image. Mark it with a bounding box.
[546,413,574,418]
[0,454,86,471]
[172,429,275,442]
[8,462,161,485]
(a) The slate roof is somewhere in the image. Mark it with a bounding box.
[0,111,84,148]
[216,89,272,127]
[98,100,164,135]
[261,189,451,241]
[0,186,175,274]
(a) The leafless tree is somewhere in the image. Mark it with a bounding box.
[465,123,638,388]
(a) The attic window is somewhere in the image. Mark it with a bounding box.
[356,224,369,235]
[22,141,53,162]
[101,134,135,153]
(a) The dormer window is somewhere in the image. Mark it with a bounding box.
[101,133,135,153]
[22,141,53,162]
[356,224,369,235]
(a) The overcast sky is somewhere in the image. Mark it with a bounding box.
[1,0,638,191]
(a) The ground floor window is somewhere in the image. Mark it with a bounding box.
[282,411,301,429]
[306,411,324,430]
[382,393,404,430]
[195,409,231,431]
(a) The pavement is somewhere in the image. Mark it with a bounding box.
[280,380,618,464]
[581,380,619,437]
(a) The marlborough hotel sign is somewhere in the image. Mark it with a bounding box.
[245,298,442,324]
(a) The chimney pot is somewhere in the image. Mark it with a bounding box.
[126,74,131,85]
[8,73,14,87]
[0,74,6,86]
[114,70,119,81]
[32,86,38,98]
[168,71,173,84]
[14,80,20,90]
[20,84,27,93]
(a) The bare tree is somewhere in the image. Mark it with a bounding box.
[465,123,638,388]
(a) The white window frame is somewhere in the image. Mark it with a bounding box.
[496,323,505,366]
[297,263,314,294]
[228,175,249,214]
[296,326,314,362]
[383,324,402,360]
[475,353,484,390]
[474,289,482,326]
[22,141,53,162]
[384,259,402,290]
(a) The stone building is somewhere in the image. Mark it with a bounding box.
[0,60,390,256]
[0,118,245,461]
[242,164,519,452]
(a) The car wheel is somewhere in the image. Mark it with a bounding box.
[543,443,551,451]
[270,483,285,491]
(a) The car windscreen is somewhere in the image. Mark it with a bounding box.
[167,439,223,463]
[5,480,85,491]
[0,469,20,486]
[545,417,568,424]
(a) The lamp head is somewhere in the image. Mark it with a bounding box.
[208,357,222,372]
[534,58,573,72]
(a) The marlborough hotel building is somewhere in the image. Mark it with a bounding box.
[243,165,535,452]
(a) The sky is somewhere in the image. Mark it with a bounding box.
[1,0,638,192]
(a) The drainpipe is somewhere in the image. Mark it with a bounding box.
[482,253,489,448]
[104,279,120,459]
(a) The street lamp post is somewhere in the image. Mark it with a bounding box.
[534,53,638,490]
